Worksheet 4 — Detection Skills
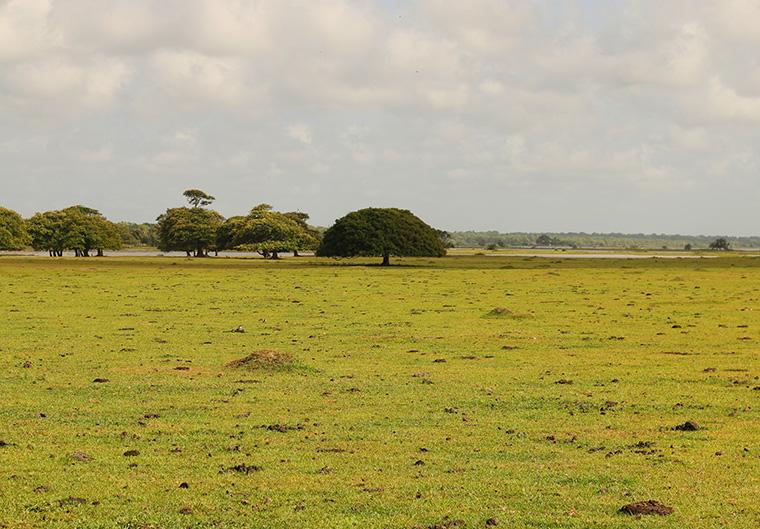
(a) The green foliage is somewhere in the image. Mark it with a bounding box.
[27,206,121,256]
[0,255,758,528]
[182,189,215,208]
[317,207,446,265]
[218,204,319,258]
[0,207,29,250]
[156,207,223,256]
[535,234,571,247]
[709,237,730,251]
[117,222,157,247]
[449,231,760,249]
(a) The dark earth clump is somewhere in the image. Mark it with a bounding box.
[673,420,700,431]
[264,423,304,433]
[620,500,673,516]
[92,378,110,383]
[58,496,87,506]
[227,463,263,474]
[123,449,140,456]
[179,482,189,489]
[422,517,466,529]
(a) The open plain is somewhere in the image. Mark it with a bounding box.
[0,255,758,528]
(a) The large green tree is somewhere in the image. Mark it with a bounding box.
[156,207,223,257]
[28,210,70,256]
[217,204,319,259]
[27,207,121,256]
[0,207,29,250]
[316,207,446,265]
[283,211,322,256]
[61,206,122,256]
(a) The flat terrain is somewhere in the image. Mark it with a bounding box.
[0,255,758,528]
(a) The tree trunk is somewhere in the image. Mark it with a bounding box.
[83,249,90,257]
[293,249,300,257]
[186,250,192,257]
[381,252,390,266]
[97,249,103,257]
[270,251,279,260]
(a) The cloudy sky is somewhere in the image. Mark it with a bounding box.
[1,0,759,234]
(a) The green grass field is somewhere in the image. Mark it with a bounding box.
[0,255,758,528]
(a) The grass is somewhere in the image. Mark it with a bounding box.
[0,254,758,528]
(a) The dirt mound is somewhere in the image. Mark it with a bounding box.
[620,500,673,516]
[673,420,700,431]
[264,423,304,433]
[226,350,295,370]
[226,463,263,474]
[484,307,529,319]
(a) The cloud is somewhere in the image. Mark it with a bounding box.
[1,0,760,234]
[287,123,312,145]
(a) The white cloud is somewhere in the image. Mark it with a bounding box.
[1,0,760,234]
[287,123,313,145]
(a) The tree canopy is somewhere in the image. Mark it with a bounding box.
[156,206,223,257]
[0,207,29,250]
[217,204,319,258]
[316,207,446,265]
[709,238,730,251]
[27,206,121,256]
[117,222,158,247]
[183,189,215,208]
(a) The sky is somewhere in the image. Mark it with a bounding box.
[1,0,759,235]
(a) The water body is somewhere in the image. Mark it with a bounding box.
[1,250,717,259]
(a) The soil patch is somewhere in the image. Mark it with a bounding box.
[673,420,700,431]
[484,307,528,319]
[226,463,263,474]
[620,500,673,516]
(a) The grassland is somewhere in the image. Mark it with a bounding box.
[0,255,758,529]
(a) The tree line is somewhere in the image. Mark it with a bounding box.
[0,189,446,265]
[450,231,750,250]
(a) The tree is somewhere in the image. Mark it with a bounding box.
[156,207,223,257]
[0,207,29,250]
[684,243,692,251]
[28,210,71,256]
[27,206,121,256]
[183,189,215,208]
[117,222,157,247]
[61,206,122,256]
[316,207,446,265]
[283,211,322,256]
[218,204,319,259]
[709,238,730,251]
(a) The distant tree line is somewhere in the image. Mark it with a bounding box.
[0,190,446,265]
[449,231,756,250]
